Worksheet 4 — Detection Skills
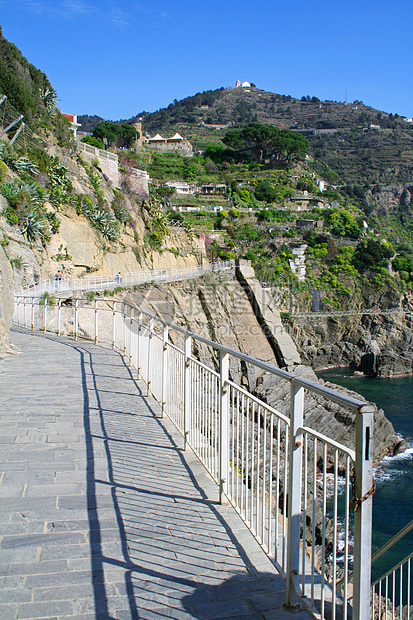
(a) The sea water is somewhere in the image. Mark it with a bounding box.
[317,369,413,583]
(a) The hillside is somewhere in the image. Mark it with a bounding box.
[80,85,413,188]
[2,28,413,380]
[0,26,53,126]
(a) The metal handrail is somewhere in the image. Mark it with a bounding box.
[372,550,413,587]
[111,300,373,414]
[372,519,413,565]
[12,293,376,620]
[14,260,234,297]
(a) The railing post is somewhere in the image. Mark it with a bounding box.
[123,303,127,354]
[219,351,229,504]
[43,297,47,332]
[137,312,142,378]
[57,299,62,336]
[31,298,35,331]
[112,302,117,349]
[147,318,155,395]
[23,297,27,328]
[285,379,304,608]
[94,299,98,344]
[161,326,168,418]
[129,307,134,366]
[352,405,374,620]
[183,335,192,450]
[74,299,79,340]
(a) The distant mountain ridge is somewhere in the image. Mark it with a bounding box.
[79,84,408,135]
[79,85,413,190]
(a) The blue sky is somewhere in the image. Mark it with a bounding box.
[2,0,412,120]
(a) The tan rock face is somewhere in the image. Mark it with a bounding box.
[58,214,104,270]
[148,251,199,271]
[121,274,399,460]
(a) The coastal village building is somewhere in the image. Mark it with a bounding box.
[144,132,193,156]
[201,184,227,195]
[164,180,198,195]
[61,113,81,139]
[235,80,252,88]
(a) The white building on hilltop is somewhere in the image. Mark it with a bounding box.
[236,80,252,88]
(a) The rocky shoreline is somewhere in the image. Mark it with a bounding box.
[286,300,413,379]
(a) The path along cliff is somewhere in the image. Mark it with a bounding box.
[91,261,400,464]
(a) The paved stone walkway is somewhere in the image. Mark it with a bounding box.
[0,327,312,620]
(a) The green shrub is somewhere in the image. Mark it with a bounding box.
[239,189,250,202]
[3,207,19,225]
[0,160,8,181]
[39,292,55,306]
[46,211,61,234]
[81,135,104,150]
[10,256,23,269]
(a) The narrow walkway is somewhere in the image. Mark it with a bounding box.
[0,328,312,620]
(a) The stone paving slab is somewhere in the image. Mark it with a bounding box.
[0,327,313,620]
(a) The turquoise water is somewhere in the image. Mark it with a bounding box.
[317,369,413,583]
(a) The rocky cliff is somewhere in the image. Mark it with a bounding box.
[288,291,413,378]
[0,140,206,359]
[118,267,401,462]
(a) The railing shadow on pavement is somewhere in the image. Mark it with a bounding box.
[18,328,292,619]
[12,292,376,620]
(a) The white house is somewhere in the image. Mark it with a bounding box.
[146,133,167,144]
[236,80,252,88]
[61,113,81,139]
[165,181,198,195]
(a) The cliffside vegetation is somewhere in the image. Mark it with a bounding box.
[112,132,410,313]
[77,84,413,311]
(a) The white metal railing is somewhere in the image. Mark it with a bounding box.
[76,139,118,162]
[14,261,234,298]
[13,295,375,620]
[371,520,413,619]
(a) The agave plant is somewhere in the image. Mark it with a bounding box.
[76,195,96,218]
[20,210,48,244]
[101,223,120,241]
[184,221,195,240]
[47,157,71,190]
[0,181,21,207]
[9,255,26,270]
[90,210,109,227]
[13,156,40,176]
[40,88,57,118]
[0,179,40,209]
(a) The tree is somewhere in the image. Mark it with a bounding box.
[277,130,309,162]
[353,238,393,273]
[241,122,280,160]
[81,135,104,149]
[223,123,308,163]
[222,129,244,151]
[205,144,225,162]
[93,121,138,147]
[255,181,278,203]
[155,185,176,207]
